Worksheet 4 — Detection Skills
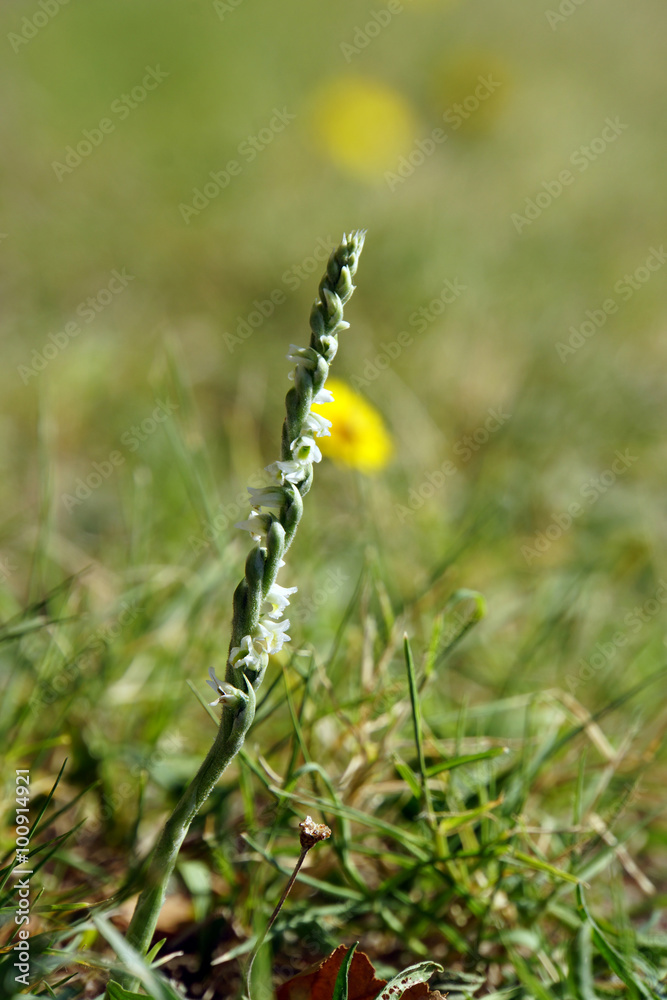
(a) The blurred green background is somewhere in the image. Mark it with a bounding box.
[3,0,667,687]
[2,0,667,933]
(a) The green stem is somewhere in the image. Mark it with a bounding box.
[113,686,255,991]
[105,231,365,995]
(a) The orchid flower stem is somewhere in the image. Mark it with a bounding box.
[106,232,365,996]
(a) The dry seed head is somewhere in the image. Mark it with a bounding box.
[299,815,332,850]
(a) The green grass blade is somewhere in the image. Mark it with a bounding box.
[333,943,358,1000]
[393,753,421,799]
[426,746,509,776]
[94,915,184,1000]
[576,886,653,1000]
[568,922,597,1000]
[502,849,582,886]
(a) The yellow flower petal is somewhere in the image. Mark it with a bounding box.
[311,378,393,474]
[310,76,418,180]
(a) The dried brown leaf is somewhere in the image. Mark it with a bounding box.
[276,944,386,1000]
[276,946,445,1000]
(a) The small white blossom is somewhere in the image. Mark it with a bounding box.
[286,345,319,370]
[206,667,247,707]
[247,486,285,509]
[235,510,271,542]
[266,434,321,485]
[303,411,332,438]
[229,635,269,673]
[313,387,335,405]
[291,435,322,464]
[263,582,297,620]
[256,617,291,654]
[265,463,284,485]
[266,458,309,485]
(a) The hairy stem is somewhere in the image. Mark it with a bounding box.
[106,231,365,994]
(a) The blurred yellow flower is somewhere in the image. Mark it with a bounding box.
[311,378,393,473]
[310,76,417,180]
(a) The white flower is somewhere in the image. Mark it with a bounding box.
[313,387,335,405]
[263,582,297,620]
[266,458,309,485]
[235,510,271,542]
[303,411,332,438]
[206,667,247,707]
[266,434,321,485]
[256,617,291,654]
[291,435,322,464]
[247,486,285,509]
[224,618,292,684]
[286,345,319,371]
[265,463,284,485]
[229,635,269,673]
